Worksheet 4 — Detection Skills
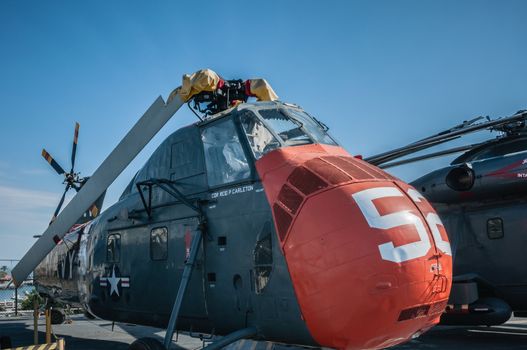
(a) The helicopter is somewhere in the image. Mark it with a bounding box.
[366,109,527,326]
[10,69,452,350]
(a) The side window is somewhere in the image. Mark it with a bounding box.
[202,119,250,187]
[240,111,280,159]
[254,228,273,293]
[107,233,121,263]
[487,218,504,239]
[171,136,203,180]
[150,227,168,260]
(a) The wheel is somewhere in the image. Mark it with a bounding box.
[50,308,66,324]
[129,337,166,350]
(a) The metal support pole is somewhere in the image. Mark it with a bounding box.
[33,298,38,345]
[163,230,203,349]
[45,309,51,344]
[14,287,18,316]
[201,327,257,350]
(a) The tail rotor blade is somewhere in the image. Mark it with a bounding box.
[71,122,80,173]
[50,185,70,225]
[42,149,66,175]
[11,95,184,285]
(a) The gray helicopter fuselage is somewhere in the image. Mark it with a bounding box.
[34,102,327,345]
[30,95,459,349]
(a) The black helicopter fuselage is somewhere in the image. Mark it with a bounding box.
[411,135,527,325]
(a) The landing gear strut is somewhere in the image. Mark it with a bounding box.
[163,229,204,348]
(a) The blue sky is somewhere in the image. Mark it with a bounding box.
[1,0,526,260]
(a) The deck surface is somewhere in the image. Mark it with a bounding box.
[1,315,527,349]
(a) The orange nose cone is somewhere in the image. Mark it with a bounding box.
[256,145,452,350]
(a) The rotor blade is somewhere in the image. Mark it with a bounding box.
[412,116,485,144]
[11,95,184,285]
[365,110,527,166]
[50,185,70,224]
[41,149,66,175]
[368,137,460,166]
[71,122,80,173]
[380,142,486,169]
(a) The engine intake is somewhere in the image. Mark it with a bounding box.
[446,166,475,191]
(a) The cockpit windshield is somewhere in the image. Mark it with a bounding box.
[286,108,337,146]
[240,112,281,159]
[258,109,313,146]
[257,108,336,147]
[240,107,337,160]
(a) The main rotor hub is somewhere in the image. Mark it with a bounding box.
[168,69,279,117]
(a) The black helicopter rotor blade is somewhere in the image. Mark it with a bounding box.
[41,149,66,175]
[366,110,527,166]
[50,184,70,225]
[411,116,486,144]
[71,122,79,173]
[368,137,460,167]
[380,142,488,169]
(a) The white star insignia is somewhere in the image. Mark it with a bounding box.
[99,265,130,298]
[107,266,121,297]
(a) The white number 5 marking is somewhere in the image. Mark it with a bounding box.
[352,187,451,263]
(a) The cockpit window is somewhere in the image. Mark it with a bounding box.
[258,109,313,146]
[240,111,281,159]
[202,119,251,187]
[286,109,337,146]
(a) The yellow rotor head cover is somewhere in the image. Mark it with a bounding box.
[168,69,221,103]
[246,78,278,101]
[167,69,278,104]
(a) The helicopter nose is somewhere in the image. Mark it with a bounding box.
[256,145,452,350]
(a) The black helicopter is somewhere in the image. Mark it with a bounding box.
[10,70,453,350]
[366,109,527,326]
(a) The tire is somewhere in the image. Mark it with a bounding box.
[129,337,166,350]
[50,308,66,325]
